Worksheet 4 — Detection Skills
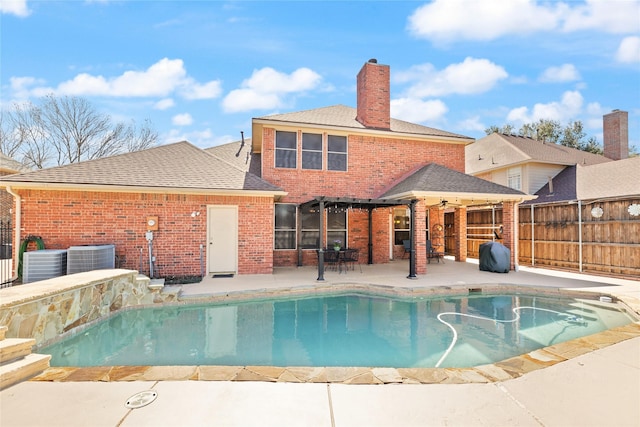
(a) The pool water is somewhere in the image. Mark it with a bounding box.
[40,293,635,368]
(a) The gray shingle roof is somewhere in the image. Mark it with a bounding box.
[0,141,282,193]
[577,156,640,200]
[522,165,577,205]
[205,138,262,177]
[256,105,473,141]
[380,163,526,198]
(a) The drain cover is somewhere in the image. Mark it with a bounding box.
[125,390,158,409]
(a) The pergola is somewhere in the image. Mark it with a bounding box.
[299,196,418,281]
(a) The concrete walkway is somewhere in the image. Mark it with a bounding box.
[1,260,639,426]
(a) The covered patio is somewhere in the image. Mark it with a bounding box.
[301,163,535,281]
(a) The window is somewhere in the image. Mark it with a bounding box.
[302,133,322,170]
[274,204,296,249]
[327,208,347,247]
[275,131,297,169]
[507,167,522,191]
[327,135,347,171]
[393,207,410,245]
[300,207,320,249]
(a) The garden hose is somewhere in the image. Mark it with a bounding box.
[17,235,45,279]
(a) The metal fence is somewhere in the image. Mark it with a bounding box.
[1,220,13,287]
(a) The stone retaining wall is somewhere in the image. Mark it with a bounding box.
[0,269,175,345]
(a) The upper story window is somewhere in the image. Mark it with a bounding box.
[327,135,347,171]
[275,131,297,169]
[507,167,522,191]
[302,133,322,170]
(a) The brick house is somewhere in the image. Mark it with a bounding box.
[0,59,532,281]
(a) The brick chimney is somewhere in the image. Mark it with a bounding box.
[603,109,628,160]
[356,59,390,130]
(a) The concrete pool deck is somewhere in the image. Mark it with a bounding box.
[1,259,639,426]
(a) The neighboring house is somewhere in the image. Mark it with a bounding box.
[0,59,533,281]
[517,157,640,276]
[465,133,612,195]
[0,153,30,223]
[464,110,638,277]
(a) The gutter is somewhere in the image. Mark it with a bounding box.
[5,186,20,283]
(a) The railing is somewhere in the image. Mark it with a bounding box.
[0,220,13,287]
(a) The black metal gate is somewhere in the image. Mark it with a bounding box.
[1,220,13,287]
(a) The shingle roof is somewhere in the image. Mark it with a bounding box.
[204,138,262,177]
[523,157,640,204]
[380,163,526,198]
[0,152,30,174]
[577,157,640,200]
[466,133,611,174]
[522,166,577,205]
[0,141,282,193]
[256,105,473,141]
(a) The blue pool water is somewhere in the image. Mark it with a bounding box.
[40,292,635,368]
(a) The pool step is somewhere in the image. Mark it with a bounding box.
[0,338,36,364]
[0,327,51,390]
[0,353,51,390]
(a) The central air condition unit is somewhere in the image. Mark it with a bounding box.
[23,249,67,284]
[67,244,115,274]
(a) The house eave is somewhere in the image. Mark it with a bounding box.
[0,181,288,198]
[387,190,537,207]
[251,118,474,153]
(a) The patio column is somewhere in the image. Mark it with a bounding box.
[502,201,519,270]
[454,206,467,262]
[317,200,325,281]
[414,200,427,274]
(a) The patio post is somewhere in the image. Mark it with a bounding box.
[317,200,325,281]
[407,200,417,279]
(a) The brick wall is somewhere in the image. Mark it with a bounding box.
[14,189,274,277]
[261,126,465,268]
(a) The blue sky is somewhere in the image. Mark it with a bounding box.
[2,0,639,150]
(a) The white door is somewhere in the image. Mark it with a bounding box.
[208,206,238,275]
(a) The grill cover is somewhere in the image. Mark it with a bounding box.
[479,242,510,273]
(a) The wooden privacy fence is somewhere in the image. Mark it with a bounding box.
[467,198,640,277]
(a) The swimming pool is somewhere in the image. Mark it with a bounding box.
[39,290,635,369]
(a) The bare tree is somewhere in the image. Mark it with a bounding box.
[0,94,158,168]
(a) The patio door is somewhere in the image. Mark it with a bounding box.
[208,205,238,275]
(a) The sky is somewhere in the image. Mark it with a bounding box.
[2,0,639,151]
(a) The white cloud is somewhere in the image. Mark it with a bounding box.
[154,98,175,110]
[179,79,222,100]
[163,128,234,148]
[539,64,581,83]
[396,58,508,97]
[457,116,487,133]
[616,36,640,63]
[222,67,322,113]
[11,58,223,100]
[407,0,561,43]
[390,98,448,124]
[0,0,30,17]
[172,113,193,126]
[506,90,584,124]
[407,0,639,43]
[562,0,640,33]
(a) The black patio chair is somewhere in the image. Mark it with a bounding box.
[319,248,340,272]
[342,248,361,273]
[402,240,411,259]
[426,240,444,263]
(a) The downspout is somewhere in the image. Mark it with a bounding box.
[317,200,325,281]
[6,186,20,282]
[578,200,583,272]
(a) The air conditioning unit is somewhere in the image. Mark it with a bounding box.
[23,249,67,284]
[67,244,115,274]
